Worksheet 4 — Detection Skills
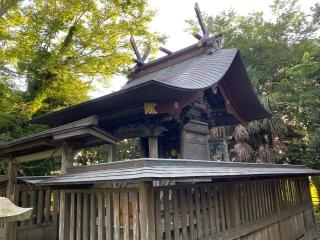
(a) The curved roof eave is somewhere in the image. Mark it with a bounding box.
[31,48,270,126]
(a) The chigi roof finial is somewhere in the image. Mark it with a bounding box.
[130,36,150,66]
[193,3,222,49]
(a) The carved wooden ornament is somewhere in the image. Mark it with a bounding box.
[144,103,157,114]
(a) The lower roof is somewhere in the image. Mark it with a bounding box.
[34,159,320,186]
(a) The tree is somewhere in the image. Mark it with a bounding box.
[0,0,163,175]
[186,0,320,164]
[0,0,163,119]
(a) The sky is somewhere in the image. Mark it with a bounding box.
[91,0,318,98]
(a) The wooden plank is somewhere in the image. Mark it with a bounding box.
[195,187,203,238]
[90,193,96,240]
[21,190,28,225]
[228,184,240,229]
[207,186,216,234]
[218,185,226,232]
[113,192,120,240]
[180,188,188,240]
[97,192,104,240]
[76,193,82,240]
[164,190,171,240]
[52,190,60,240]
[83,193,89,240]
[105,193,112,240]
[132,192,140,240]
[44,189,51,222]
[122,192,130,240]
[223,186,231,229]
[200,186,210,237]
[15,149,62,163]
[187,187,195,239]
[154,190,162,240]
[138,181,155,240]
[59,190,66,240]
[213,185,220,233]
[172,189,179,240]
[70,193,75,240]
[36,190,44,224]
[29,191,37,225]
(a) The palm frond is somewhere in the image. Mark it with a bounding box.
[233,142,253,161]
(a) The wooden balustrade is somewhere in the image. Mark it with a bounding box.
[0,176,316,240]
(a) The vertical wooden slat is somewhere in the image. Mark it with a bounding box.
[21,190,28,225]
[245,184,251,222]
[201,186,210,237]
[195,187,203,238]
[76,193,82,240]
[29,190,37,225]
[207,186,215,234]
[70,193,76,240]
[122,192,130,240]
[164,190,171,240]
[172,189,179,240]
[105,193,112,240]
[83,193,89,240]
[37,190,44,224]
[97,192,104,240]
[52,190,60,240]
[180,188,188,240]
[213,185,220,233]
[228,184,240,229]
[139,181,155,240]
[44,189,51,222]
[90,193,96,240]
[59,190,66,240]
[254,183,260,220]
[132,192,140,240]
[154,190,162,240]
[113,192,120,240]
[218,185,226,232]
[187,188,195,239]
[223,186,231,229]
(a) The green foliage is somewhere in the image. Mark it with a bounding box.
[0,0,162,174]
[187,0,320,166]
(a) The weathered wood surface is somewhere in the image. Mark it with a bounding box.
[0,176,317,240]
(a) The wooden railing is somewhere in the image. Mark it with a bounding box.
[152,177,315,240]
[60,188,140,240]
[1,176,316,240]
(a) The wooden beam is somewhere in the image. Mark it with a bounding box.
[148,137,158,158]
[139,181,155,240]
[61,141,74,174]
[14,149,62,163]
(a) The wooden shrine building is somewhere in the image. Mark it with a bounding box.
[0,4,319,240]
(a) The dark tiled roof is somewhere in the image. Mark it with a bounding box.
[30,45,269,126]
[123,48,237,90]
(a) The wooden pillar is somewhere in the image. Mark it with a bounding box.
[140,137,148,158]
[148,137,158,158]
[107,144,117,162]
[61,141,74,174]
[5,160,18,240]
[139,181,155,240]
[223,139,230,162]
